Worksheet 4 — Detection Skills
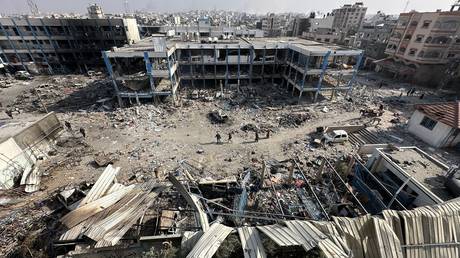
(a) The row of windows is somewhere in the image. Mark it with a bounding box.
[399,19,460,30]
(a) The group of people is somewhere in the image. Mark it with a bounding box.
[215,130,270,144]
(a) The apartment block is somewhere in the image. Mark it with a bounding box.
[102,36,363,106]
[0,7,140,74]
[261,13,282,37]
[380,5,460,85]
[332,2,367,34]
[355,13,398,66]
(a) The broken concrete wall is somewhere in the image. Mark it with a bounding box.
[0,112,62,189]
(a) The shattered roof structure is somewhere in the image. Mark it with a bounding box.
[181,200,460,258]
[416,101,460,129]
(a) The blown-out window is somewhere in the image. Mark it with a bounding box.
[420,116,437,130]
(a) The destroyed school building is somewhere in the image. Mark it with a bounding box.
[103,36,363,106]
[0,5,140,74]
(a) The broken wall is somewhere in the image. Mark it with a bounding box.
[0,112,62,189]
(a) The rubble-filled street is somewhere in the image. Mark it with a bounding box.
[0,70,459,257]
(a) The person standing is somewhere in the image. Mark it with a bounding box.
[255,131,259,142]
[228,132,233,143]
[216,132,222,144]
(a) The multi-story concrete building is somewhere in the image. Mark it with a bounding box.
[379,4,460,85]
[102,36,363,106]
[0,5,140,74]
[303,14,342,44]
[355,12,398,67]
[261,13,282,37]
[291,17,310,37]
[332,2,367,35]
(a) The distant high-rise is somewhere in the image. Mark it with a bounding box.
[332,2,367,34]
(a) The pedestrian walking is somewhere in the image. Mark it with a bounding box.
[79,127,86,138]
[228,132,233,143]
[266,130,270,139]
[65,121,72,131]
[216,132,222,144]
[255,131,259,142]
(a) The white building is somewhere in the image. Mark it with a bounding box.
[408,102,460,148]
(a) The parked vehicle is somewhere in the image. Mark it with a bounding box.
[14,71,33,80]
[322,130,349,144]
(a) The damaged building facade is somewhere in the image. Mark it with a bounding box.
[103,36,363,106]
[0,8,140,74]
[378,3,460,85]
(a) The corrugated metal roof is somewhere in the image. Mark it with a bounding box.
[60,184,135,228]
[84,182,157,243]
[186,223,233,258]
[285,220,327,251]
[238,227,266,258]
[256,224,301,247]
[416,102,460,129]
[79,165,120,206]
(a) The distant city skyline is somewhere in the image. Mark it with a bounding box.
[0,0,456,15]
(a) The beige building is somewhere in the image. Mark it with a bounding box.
[332,2,367,34]
[380,6,460,85]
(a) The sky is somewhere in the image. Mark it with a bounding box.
[0,0,456,15]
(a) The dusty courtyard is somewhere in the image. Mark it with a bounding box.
[0,72,459,256]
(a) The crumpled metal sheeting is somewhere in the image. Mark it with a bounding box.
[256,224,302,247]
[60,184,135,228]
[83,181,158,241]
[79,164,120,206]
[238,226,266,258]
[285,220,327,250]
[94,191,160,247]
[186,223,233,258]
[59,185,130,241]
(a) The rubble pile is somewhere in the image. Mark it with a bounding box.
[0,77,16,89]
[278,112,311,127]
[11,75,112,113]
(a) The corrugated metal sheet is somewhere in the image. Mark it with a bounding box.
[84,181,158,242]
[186,223,233,258]
[60,185,130,241]
[79,165,120,206]
[238,227,266,258]
[285,220,327,251]
[95,190,160,247]
[285,220,349,257]
[256,224,301,247]
[60,184,135,228]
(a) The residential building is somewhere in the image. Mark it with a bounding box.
[332,2,367,35]
[303,13,341,44]
[102,36,363,106]
[355,12,398,67]
[261,13,281,37]
[0,5,140,74]
[380,5,460,85]
[408,102,460,148]
[291,17,310,37]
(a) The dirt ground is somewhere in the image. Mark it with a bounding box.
[0,72,459,256]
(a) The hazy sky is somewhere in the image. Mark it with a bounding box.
[0,0,456,15]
